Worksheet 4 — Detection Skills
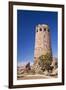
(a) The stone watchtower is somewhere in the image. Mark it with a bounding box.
[34,24,52,64]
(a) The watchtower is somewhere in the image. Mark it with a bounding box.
[34,24,52,64]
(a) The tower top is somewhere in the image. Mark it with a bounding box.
[36,24,49,32]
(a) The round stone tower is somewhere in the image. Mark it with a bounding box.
[34,24,52,64]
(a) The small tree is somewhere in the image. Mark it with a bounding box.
[38,53,52,72]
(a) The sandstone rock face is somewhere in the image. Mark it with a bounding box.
[51,57,58,69]
[43,70,49,76]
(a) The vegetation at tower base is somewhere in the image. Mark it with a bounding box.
[17,57,58,79]
[38,53,53,72]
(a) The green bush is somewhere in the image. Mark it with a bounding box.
[38,53,52,72]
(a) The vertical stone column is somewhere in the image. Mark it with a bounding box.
[34,24,52,64]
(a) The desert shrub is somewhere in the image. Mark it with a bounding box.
[38,53,52,72]
[25,62,31,70]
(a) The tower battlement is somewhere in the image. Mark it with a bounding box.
[36,24,49,32]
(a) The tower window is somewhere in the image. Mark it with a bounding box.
[40,28,42,31]
[44,28,46,31]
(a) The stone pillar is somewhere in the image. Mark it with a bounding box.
[34,24,52,64]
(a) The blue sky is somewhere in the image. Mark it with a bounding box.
[17,10,58,65]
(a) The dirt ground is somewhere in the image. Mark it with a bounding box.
[17,74,57,80]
